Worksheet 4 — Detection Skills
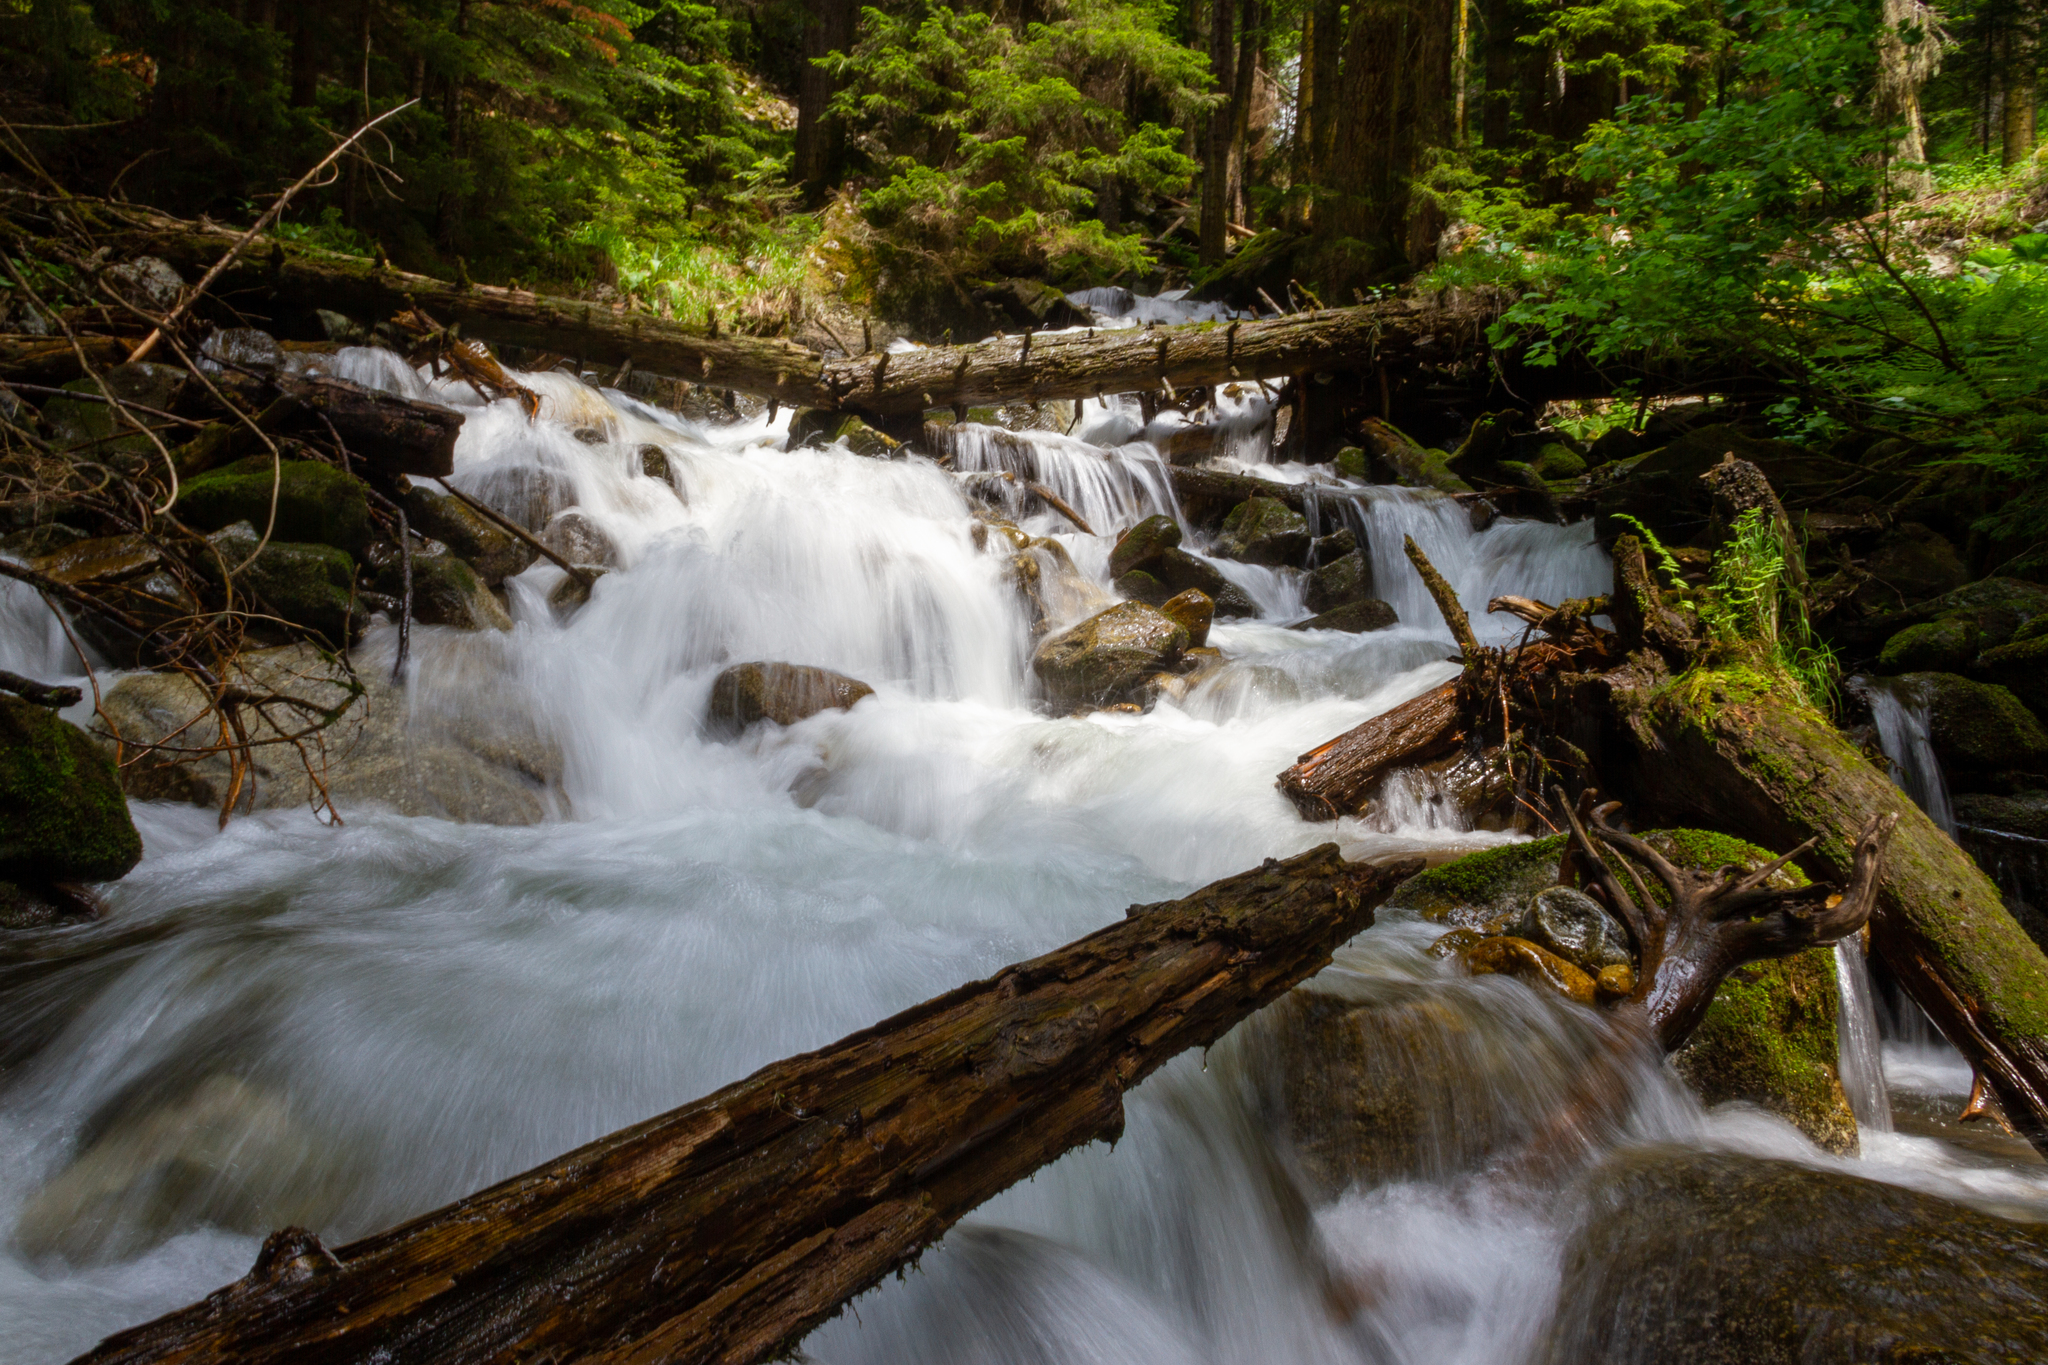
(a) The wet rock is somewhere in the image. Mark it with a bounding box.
[1974,631,2048,724]
[1384,835,1572,929]
[1305,549,1374,614]
[1308,526,1356,569]
[1854,522,1970,614]
[463,464,571,533]
[0,694,141,889]
[0,523,89,559]
[638,444,673,484]
[1671,946,1858,1155]
[1148,547,1259,618]
[399,480,536,586]
[1114,568,1170,607]
[547,567,608,615]
[41,363,189,464]
[1428,927,1486,959]
[1542,1149,2048,1365]
[371,539,512,631]
[1518,885,1632,973]
[103,256,184,311]
[787,410,902,458]
[1954,790,2048,841]
[1107,514,1182,578]
[97,644,556,823]
[200,327,283,372]
[14,1075,338,1265]
[1165,423,1217,466]
[706,662,875,734]
[1362,418,1474,494]
[178,456,374,557]
[28,534,200,662]
[1033,602,1189,710]
[1595,963,1635,1001]
[1157,589,1214,649]
[1894,671,2048,780]
[206,522,358,645]
[542,509,619,569]
[1461,935,1597,1004]
[316,309,369,345]
[1444,410,1522,480]
[1876,616,1979,673]
[1290,598,1398,633]
[1214,497,1310,566]
[1855,576,2048,659]
[1458,933,1597,1010]
[1334,447,1369,481]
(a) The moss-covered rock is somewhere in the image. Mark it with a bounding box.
[1896,671,2048,779]
[1974,629,2048,723]
[705,662,874,734]
[1542,1150,2048,1365]
[206,523,358,645]
[1290,597,1398,633]
[1461,935,1596,1003]
[1876,615,1979,673]
[0,694,141,885]
[42,363,188,467]
[179,457,374,557]
[373,541,512,632]
[1531,442,1588,480]
[1383,834,1571,927]
[1214,496,1310,566]
[1114,568,1169,607]
[399,482,536,585]
[1305,548,1373,614]
[1954,789,2048,841]
[1362,418,1474,494]
[787,410,902,458]
[1333,447,1370,481]
[1149,548,1259,618]
[1033,601,1188,709]
[1107,514,1182,578]
[1853,522,1971,614]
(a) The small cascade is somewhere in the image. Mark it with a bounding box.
[931,421,1179,538]
[1862,676,1955,834]
[1834,940,1894,1133]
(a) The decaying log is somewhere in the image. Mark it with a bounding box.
[1277,681,1464,819]
[75,844,1421,1365]
[97,209,1510,418]
[1,335,128,386]
[1404,534,1479,658]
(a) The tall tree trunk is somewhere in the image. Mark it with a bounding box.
[342,0,372,228]
[1323,0,1456,286]
[1201,0,1239,264]
[793,0,857,207]
[434,0,472,250]
[1228,0,1263,233]
[2004,22,2037,165]
[287,8,320,108]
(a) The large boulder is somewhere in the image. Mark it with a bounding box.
[1107,514,1182,578]
[178,457,374,558]
[399,481,537,585]
[370,539,512,632]
[206,522,358,645]
[1033,602,1188,710]
[1214,497,1310,566]
[705,662,874,735]
[1875,615,1979,673]
[1850,575,2048,659]
[97,645,555,824]
[1305,549,1374,614]
[1118,547,1259,619]
[0,694,142,923]
[1542,1150,2048,1365]
[1894,671,2048,782]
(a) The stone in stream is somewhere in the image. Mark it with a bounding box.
[1877,615,1979,673]
[39,362,189,467]
[1305,548,1373,614]
[97,643,557,824]
[1308,526,1356,569]
[1213,497,1310,566]
[1892,671,2048,782]
[1156,589,1214,648]
[1459,935,1596,1005]
[1107,514,1181,578]
[205,522,359,645]
[706,662,875,735]
[542,509,620,569]
[28,534,201,664]
[1147,548,1259,618]
[787,410,902,458]
[1541,1149,2048,1365]
[178,456,375,557]
[1032,601,1188,710]
[400,480,538,585]
[0,694,142,927]
[1518,885,1632,973]
[368,537,513,632]
[1290,598,1397,634]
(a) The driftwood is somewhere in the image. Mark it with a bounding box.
[1278,681,1465,819]
[95,209,1509,417]
[178,373,461,479]
[76,844,1420,1365]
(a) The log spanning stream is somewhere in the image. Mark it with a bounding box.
[1,296,2045,1363]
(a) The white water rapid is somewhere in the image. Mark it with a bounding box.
[3,336,2044,1364]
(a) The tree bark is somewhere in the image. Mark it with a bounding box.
[1277,680,1464,818]
[73,845,1420,1365]
[793,0,857,205]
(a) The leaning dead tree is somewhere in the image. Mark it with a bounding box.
[1277,461,2048,1153]
[76,844,1420,1365]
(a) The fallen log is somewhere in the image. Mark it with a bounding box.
[177,373,461,479]
[1278,680,1465,819]
[98,209,1507,417]
[75,843,1420,1365]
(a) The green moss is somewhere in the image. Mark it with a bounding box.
[0,695,142,884]
[1671,948,1857,1153]
[1384,835,1568,923]
[178,458,374,557]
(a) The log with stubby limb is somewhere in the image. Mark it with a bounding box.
[83,208,1506,417]
[72,843,1421,1365]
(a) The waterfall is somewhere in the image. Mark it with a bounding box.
[3,324,2044,1365]
[1834,939,1894,1133]
[1863,676,1954,834]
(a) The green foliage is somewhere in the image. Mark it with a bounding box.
[826,2,1208,303]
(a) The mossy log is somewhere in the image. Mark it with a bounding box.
[1615,663,2048,1152]
[102,211,1507,417]
[74,844,1420,1365]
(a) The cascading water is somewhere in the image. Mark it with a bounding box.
[1863,676,1955,835]
[2,325,2044,1363]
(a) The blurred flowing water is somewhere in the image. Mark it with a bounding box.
[1,329,2043,1364]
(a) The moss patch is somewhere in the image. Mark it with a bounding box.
[1671,949,1857,1153]
[0,695,142,884]
[178,458,374,557]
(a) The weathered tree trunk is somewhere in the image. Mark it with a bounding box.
[1278,680,1464,818]
[793,0,857,205]
[1201,0,1238,265]
[74,845,1420,1365]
